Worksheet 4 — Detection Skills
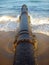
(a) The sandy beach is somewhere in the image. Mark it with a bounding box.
[0,31,16,65]
[0,31,49,65]
[34,33,49,65]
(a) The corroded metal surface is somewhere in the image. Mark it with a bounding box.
[13,4,37,65]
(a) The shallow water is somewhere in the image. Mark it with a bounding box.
[0,0,49,17]
[0,0,49,35]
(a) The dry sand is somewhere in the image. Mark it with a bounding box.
[0,31,49,65]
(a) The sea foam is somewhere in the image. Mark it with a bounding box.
[0,15,49,35]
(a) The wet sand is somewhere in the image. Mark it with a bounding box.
[0,31,16,65]
[0,31,49,65]
[34,33,49,65]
